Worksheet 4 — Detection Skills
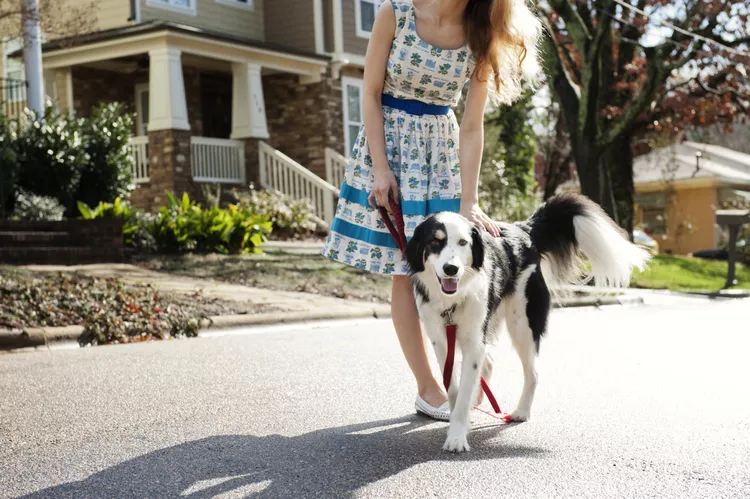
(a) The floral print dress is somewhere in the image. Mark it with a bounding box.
[322,0,476,275]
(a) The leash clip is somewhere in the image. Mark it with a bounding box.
[441,305,456,326]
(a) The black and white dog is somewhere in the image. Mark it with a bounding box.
[405,193,650,453]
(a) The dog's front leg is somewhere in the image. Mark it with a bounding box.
[443,343,485,453]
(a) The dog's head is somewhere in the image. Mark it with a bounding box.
[406,213,484,296]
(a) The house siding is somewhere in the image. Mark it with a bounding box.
[635,185,718,256]
[342,0,368,55]
[264,0,316,52]
[139,0,264,40]
[85,0,133,31]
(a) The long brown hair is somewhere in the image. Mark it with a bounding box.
[464,0,541,104]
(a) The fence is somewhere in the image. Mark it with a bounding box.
[0,78,28,119]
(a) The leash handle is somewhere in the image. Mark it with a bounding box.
[378,196,407,255]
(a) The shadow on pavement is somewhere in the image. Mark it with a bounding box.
[22,416,547,498]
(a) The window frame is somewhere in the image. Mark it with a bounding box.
[355,0,383,39]
[146,0,197,16]
[215,0,254,10]
[342,76,364,155]
[135,83,150,136]
[2,38,25,103]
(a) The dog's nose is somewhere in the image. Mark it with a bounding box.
[443,264,459,276]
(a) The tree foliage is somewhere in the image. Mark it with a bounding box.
[0,0,96,42]
[540,0,750,230]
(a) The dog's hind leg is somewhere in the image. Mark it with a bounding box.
[507,266,549,422]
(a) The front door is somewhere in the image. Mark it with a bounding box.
[200,73,232,138]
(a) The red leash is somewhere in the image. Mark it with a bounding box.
[378,198,511,422]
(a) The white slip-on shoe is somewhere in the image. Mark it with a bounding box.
[415,395,451,421]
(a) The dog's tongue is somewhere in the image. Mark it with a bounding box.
[441,277,459,293]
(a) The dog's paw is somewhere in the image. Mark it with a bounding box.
[443,426,470,453]
[509,408,531,422]
[443,435,471,453]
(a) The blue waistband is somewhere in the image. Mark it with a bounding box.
[382,94,451,116]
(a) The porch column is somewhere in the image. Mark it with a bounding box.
[231,62,269,187]
[54,67,74,113]
[137,46,193,210]
[147,46,189,131]
[230,62,269,139]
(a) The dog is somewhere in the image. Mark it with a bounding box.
[405,193,650,452]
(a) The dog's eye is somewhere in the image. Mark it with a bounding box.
[458,239,468,246]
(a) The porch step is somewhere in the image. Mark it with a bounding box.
[0,231,71,247]
[0,246,125,265]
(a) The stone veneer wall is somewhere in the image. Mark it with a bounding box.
[262,68,349,181]
[130,130,197,211]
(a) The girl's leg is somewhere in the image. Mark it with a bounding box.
[391,275,446,407]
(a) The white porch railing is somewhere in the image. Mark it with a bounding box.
[191,137,246,184]
[258,141,338,226]
[127,136,150,183]
[325,147,347,189]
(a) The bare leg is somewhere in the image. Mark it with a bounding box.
[391,275,446,407]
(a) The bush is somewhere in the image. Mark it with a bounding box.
[9,104,133,217]
[12,188,65,221]
[78,197,156,252]
[75,103,134,210]
[234,188,317,239]
[14,108,87,216]
[0,115,19,217]
[79,192,272,255]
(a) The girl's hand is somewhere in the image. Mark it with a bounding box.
[461,201,500,237]
[368,165,399,211]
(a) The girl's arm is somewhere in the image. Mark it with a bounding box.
[363,2,399,210]
[459,70,500,236]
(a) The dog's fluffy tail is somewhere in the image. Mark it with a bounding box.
[526,193,651,288]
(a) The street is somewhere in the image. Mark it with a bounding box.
[1,295,749,498]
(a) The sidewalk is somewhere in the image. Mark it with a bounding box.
[2,264,645,351]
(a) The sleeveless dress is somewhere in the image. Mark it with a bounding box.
[322,0,476,275]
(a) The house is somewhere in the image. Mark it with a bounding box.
[632,141,750,255]
[556,141,750,255]
[1,0,382,223]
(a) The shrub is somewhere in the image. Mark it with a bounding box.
[234,187,317,239]
[12,188,65,221]
[75,103,134,210]
[78,197,156,252]
[79,192,272,255]
[14,108,87,216]
[10,104,134,217]
[0,115,19,218]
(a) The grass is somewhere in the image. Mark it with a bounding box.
[632,254,750,291]
[139,251,394,303]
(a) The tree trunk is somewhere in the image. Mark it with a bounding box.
[571,139,619,224]
[605,132,635,238]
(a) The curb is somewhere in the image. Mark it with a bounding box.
[0,296,633,352]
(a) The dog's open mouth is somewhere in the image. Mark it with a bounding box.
[439,277,459,295]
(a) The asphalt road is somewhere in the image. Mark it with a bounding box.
[1,295,749,498]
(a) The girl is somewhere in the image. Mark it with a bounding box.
[322,0,541,420]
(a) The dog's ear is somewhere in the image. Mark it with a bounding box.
[471,225,485,270]
[405,218,430,273]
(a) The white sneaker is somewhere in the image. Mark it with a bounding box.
[415,395,451,421]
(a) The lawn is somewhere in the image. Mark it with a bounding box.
[632,254,750,291]
[139,251,394,303]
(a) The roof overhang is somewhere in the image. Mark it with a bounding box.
[23,21,330,77]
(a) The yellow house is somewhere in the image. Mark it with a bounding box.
[1,0,383,224]
[632,141,750,255]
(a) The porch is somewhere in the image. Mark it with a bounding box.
[37,21,349,225]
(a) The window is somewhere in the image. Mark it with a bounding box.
[2,38,25,103]
[635,192,667,236]
[342,77,363,154]
[135,84,150,136]
[355,0,383,38]
[216,0,253,9]
[147,0,196,15]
